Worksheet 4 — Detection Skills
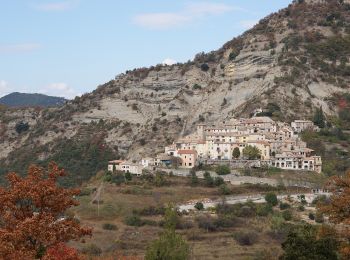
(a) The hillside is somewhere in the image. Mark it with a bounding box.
[0,92,67,108]
[1,0,350,185]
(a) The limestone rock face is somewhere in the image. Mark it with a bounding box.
[1,0,349,174]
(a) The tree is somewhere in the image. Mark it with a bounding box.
[194,202,204,211]
[313,106,325,128]
[15,121,29,134]
[145,206,190,260]
[265,192,278,206]
[125,171,132,181]
[320,171,350,258]
[215,165,231,175]
[242,145,261,160]
[190,171,199,186]
[0,163,91,259]
[232,147,240,159]
[280,224,338,260]
[204,171,214,187]
[214,176,225,186]
[43,243,81,260]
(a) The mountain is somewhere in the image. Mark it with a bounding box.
[0,92,67,108]
[1,0,350,185]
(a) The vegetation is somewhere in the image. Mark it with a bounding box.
[265,192,278,206]
[313,107,326,128]
[215,165,231,175]
[0,163,91,259]
[320,171,350,258]
[232,147,241,159]
[243,145,261,160]
[194,202,204,211]
[280,224,338,260]
[15,121,30,134]
[145,206,190,260]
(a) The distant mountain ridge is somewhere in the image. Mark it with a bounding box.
[0,92,67,107]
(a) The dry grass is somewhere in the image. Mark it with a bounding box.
[70,175,306,259]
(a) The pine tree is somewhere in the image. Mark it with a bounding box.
[313,106,325,128]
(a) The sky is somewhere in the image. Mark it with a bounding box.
[0,0,292,99]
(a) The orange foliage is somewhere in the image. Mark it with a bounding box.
[320,172,350,258]
[43,243,81,260]
[0,162,91,259]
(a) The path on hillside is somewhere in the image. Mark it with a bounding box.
[178,192,331,212]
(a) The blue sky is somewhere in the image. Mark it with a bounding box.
[0,0,292,99]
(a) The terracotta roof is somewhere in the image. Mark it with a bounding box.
[108,160,125,164]
[177,149,197,155]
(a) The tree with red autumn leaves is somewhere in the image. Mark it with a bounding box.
[0,162,91,259]
[43,243,81,260]
[319,171,350,258]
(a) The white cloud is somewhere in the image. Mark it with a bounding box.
[162,58,177,66]
[40,83,80,99]
[133,2,237,30]
[0,80,12,97]
[34,0,78,11]
[0,43,41,54]
[134,13,189,30]
[239,20,258,30]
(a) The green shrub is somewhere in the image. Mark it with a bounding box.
[282,210,293,221]
[265,192,278,206]
[204,171,214,187]
[309,213,315,220]
[125,215,144,226]
[233,231,258,246]
[102,223,117,230]
[194,202,204,211]
[215,165,231,175]
[257,204,273,216]
[200,63,209,72]
[218,184,232,195]
[279,202,291,210]
[214,176,225,186]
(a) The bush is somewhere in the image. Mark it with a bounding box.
[215,215,239,228]
[257,204,273,216]
[134,206,166,216]
[81,244,102,256]
[192,84,202,90]
[200,63,210,72]
[214,176,225,186]
[215,165,231,175]
[282,210,293,221]
[125,171,132,181]
[194,202,204,211]
[79,187,92,196]
[279,202,291,210]
[102,223,117,230]
[239,205,256,218]
[309,213,315,220]
[315,212,324,223]
[15,121,29,134]
[219,184,232,195]
[265,192,278,206]
[233,231,258,246]
[124,215,144,227]
[196,215,217,232]
[204,171,214,187]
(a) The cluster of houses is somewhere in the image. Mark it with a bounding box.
[108,117,322,175]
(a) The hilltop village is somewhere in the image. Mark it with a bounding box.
[108,116,322,175]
